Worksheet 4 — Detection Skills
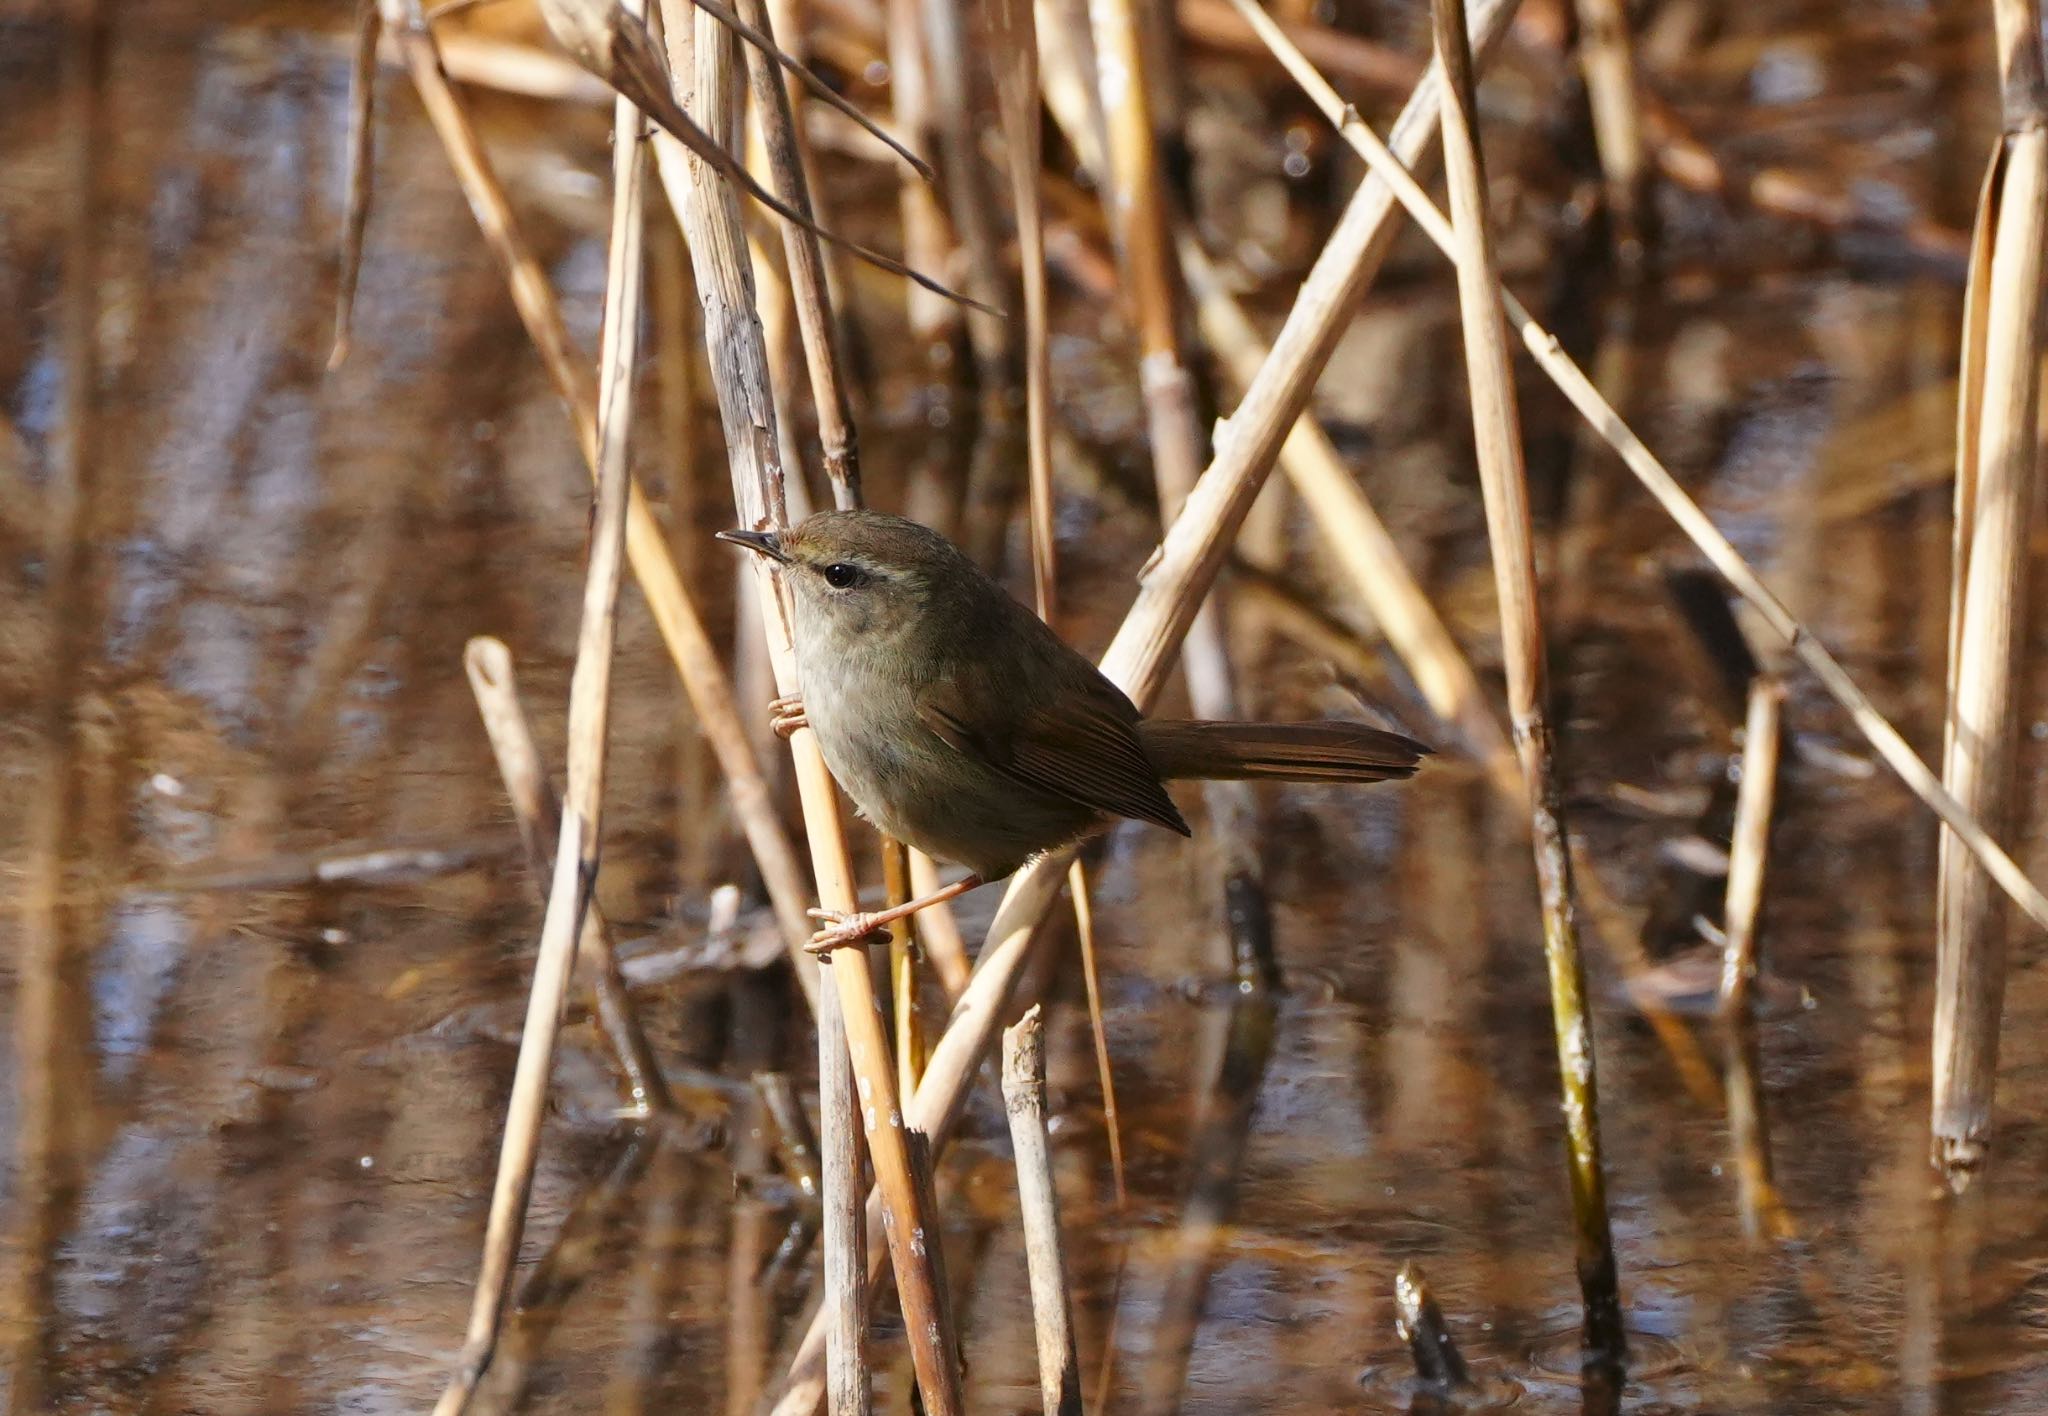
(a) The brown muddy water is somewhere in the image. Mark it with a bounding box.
[6,1,2048,1412]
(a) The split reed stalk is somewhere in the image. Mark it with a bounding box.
[376,0,821,1008]
[1931,0,2048,1183]
[1718,676,1783,1014]
[1002,1008,1085,1416]
[433,60,651,1414]
[1224,0,2048,939]
[1093,0,1274,984]
[464,637,671,1112]
[1429,0,1624,1363]
[1569,0,1649,253]
[768,6,1526,1407]
[654,9,963,1411]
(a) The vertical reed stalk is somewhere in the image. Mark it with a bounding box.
[1003,1008,1085,1415]
[377,0,821,1007]
[1718,676,1783,1014]
[885,836,926,1095]
[1569,0,1649,254]
[1091,0,1274,985]
[654,10,964,1411]
[464,637,672,1112]
[1931,0,2048,1185]
[1429,0,1624,1363]
[769,12,1529,1408]
[434,54,651,1413]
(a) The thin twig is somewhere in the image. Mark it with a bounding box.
[433,48,652,1412]
[1002,1007,1085,1416]
[1429,0,1624,1362]
[1069,859,1126,1211]
[1718,676,1784,1015]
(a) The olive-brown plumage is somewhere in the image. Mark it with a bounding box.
[720,510,1427,887]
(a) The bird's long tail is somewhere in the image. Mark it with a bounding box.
[1138,720,1429,784]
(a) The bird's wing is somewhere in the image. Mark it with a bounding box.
[916,674,1191,837]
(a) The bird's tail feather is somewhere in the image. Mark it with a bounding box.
[1138,720,1429,784]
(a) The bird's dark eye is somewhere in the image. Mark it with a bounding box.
[821,562,865,589]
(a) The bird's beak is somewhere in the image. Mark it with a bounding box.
[716,527,791,565]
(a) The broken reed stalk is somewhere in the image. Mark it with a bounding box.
[734,0,863,507]
[654,8,964,1411]
[1093,0,1275,986]
[433,64,651,1416]
[374,0,821,1010]
[1569,0,1649,254]
[1393,1263,1475,1394]
[1002,1007,1086,1416]
[1931,0,2048,1185]
[464,636,672,1113]
[1226,0,2048,945]
[1429,0,1624,1364]
[767,6,1528,1407]
[1718,675,1784,1014]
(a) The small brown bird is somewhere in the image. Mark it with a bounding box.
[720,510,1428,948]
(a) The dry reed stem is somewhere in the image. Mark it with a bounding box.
[1002,1008,1085,1416]
[1069,858,1127,1210]
[688,0,934,181]
[735,0,864,507]
[1227,0,2048,940]
[983,0,1057,618]
[655,10,963,1411]
[885,837,926,1095]
[1569,0,1649,254]
[768,7,1525,1406]
[376,0,822,1008]
[885,0,961,355]
[1719,1018,1792,1244]
[919,0,1010,382]
[1931,0,2048,1184]
[909,848,972,997]
[1718,676,1783,1014]
[1430,0,1624,1362]
[1094,0,1275,985]
[465,637,672,1112]
[330,0,381,369]
[434,58,651,1413]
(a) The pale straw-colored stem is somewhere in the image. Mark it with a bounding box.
[433,51,651,1414]
[1570,0,1649,253]
[464,637,671,1113]
[1931,0,2048,1185]
[1718,676,1784,1014]
[1003,1008,1085,1415]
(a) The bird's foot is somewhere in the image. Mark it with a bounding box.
[769,693,808,740]
[806,907,887,953]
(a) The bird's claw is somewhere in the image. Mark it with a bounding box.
[806,907,886,953]
[769,693,808,740]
